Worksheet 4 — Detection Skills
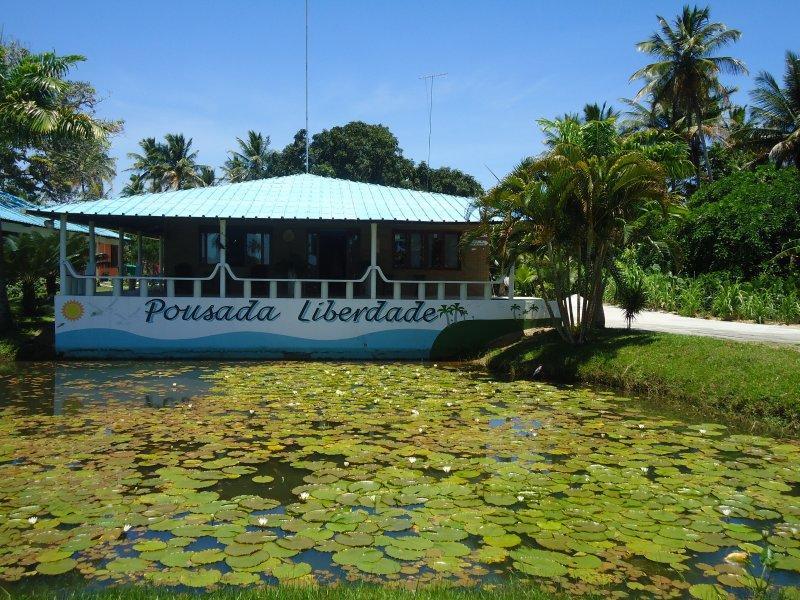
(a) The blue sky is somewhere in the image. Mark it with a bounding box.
[4,1,799,193]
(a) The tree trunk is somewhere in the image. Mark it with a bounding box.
[21,280,37,316]
[696,108,712,180]
[45,274,57,298]
[0,228,15,333]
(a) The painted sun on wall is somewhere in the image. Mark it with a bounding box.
[55,296,549,360]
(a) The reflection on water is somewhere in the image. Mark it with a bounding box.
[0,361,799,598]
[0,362,216,415]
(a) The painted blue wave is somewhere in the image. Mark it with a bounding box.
[56,328,440,359]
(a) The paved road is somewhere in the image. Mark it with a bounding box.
[604,305,800,346]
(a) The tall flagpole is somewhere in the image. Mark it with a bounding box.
[305,0,310,173]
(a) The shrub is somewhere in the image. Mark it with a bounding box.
[673,165,800,277]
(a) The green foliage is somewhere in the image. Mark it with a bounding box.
[606,263,800,324]
[612,264,648,328]
[745,51,800,168]
[306,121,413,186]
[126,134,207,192]
[2,231,84,315]
[223,130,276,182]
[486,329,800,433]
[630,5,746,179]
[475,117,687,344]
[2,583,575,600]
[0,42,119,201]
[674,165,800,276]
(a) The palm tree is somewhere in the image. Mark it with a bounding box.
[198,166,216,187]
[127,134,205,192]
[619,98,677,134]
[127,137,164,192]
[630,5,747,179]
[223,131,275,182]
[3,230,83,315]
[582,102,620,122]
[746,51,800,168]
[160,134,204,190]
[475,119,689,344]
[0,48,108,146]
[121,173,146,197]
[0,45,111,332]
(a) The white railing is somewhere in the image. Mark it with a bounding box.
[63,261,222,298]
[61,260,510,301]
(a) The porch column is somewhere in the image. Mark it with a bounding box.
[59,215,67,295]
[136,233,143,276]
[219,219,227,298]
[369,222,377,299]
[86,221,96,296]
[117,229,125,274]
[158,236,164,275]
[507,262,516,299]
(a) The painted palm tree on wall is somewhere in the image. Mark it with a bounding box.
[437,303,469,325]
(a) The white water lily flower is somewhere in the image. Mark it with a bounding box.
[408,457,417,464]
[172,382,177,387]
[517,495,525,502]
[640,467,649,473]
[257,517,268,526]
[442,466,451,473]
[699,429,707,434]
[638,424,645,429]
[725,551,749,564]
[123,524,132,532]
[27,516,37,524]
[248,409,255,415]
[335,390,345,396]
[721,507,732,516]
[187,403,193,409]
[418,428,423,433]
[299,492,310,500]
[343,461,350,466]
[411,409,419,416]
[446,402,452,407]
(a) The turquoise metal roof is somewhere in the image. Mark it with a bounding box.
[0,192,117,237]
[30,174,480,223]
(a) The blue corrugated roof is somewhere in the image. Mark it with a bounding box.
[29,174,480,223]
[0,192,117,237]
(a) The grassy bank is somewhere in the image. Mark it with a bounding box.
[0,308,54,364]
[4,583,573,600]
[484,329,800,434]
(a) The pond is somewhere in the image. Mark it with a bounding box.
[0,361,799,598]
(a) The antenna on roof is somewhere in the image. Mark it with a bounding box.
[420,73,447,190]
[305,0,310,174]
